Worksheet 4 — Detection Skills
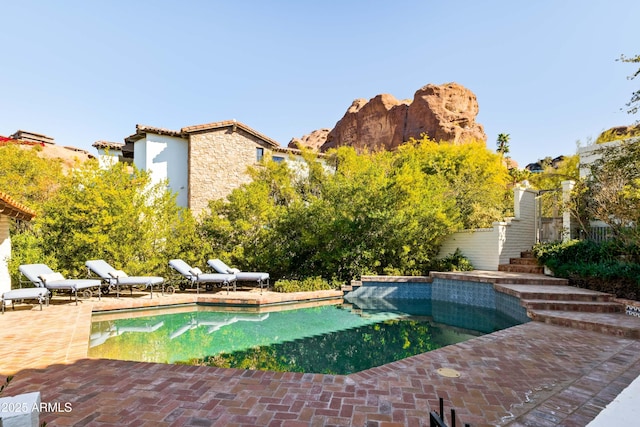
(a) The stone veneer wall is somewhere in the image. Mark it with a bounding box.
[188,128,271,216]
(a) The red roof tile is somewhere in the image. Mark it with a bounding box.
[0,191,36,221]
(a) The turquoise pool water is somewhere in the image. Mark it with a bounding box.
[89,299,524,374]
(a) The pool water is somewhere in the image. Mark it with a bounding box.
[89,299,524,375]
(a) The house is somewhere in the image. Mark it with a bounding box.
[0,192,36,296]
[93,120,309,216]
[524,155,566,173]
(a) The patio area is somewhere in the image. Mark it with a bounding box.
[1,286,640,426]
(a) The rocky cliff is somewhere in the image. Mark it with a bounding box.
[289,82,486,152]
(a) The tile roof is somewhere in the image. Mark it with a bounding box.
[181,120,281,148]
[0,191,36,221]
[92,141,124,150]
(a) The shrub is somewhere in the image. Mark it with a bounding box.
[273,277,337,293]
[432,249,474,272]
[533,239,640,300]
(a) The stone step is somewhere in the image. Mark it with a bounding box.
[528,310,640,338]
[495,284,616,302]
[521,250,535,259]
[498,264,544,274]
[521,299,624,313]
[509,257,539,266]
[342,280,362,294]
[433,271,568,286]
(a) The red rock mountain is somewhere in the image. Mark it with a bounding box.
[289,82,486,151]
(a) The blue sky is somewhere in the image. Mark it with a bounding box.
[1,0,638,166]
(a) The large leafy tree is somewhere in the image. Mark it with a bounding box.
[200,139,510,282]
[10,160,202,279]
[0,144,64,210]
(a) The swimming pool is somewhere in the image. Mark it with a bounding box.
[89,298,525,374]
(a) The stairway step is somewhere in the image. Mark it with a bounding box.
[522,299,624,313]
[498,264,544,274]
[495,284,616,302]
[509,257,539,266]
[528,310,640,338]
[520,250,535,259]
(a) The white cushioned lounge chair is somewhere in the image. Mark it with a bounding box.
[18,263,102,305]
[207,259,269,293]
[1,287,49,314]
[168,259,236,294]
[85,260,168,298]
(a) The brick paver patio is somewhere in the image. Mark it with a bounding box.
[1,287,640,426]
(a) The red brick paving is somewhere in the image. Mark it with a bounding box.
[1,287,640,426]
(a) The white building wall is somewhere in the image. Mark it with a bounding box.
[95,148,122,169]
[134,134,189,207]
[438,186,537,271]
[0,216,12,295]
[438,227,501,270]
[499,187,537,264]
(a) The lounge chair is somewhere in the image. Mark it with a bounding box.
[85,260,168,298]
[207,259,269,292]
[168,259,236,294]
[1,287,50,314]
[18,264,102,305]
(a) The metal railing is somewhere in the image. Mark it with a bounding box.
[430,397,470,427]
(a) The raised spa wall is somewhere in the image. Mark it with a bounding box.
[346,273,530,324]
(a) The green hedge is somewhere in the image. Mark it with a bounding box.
[273,277,337,293]
[532,240,640,300]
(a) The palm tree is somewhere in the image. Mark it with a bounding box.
[496,133,511,156]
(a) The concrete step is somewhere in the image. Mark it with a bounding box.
[498,264,544,274]
[528,310,640,338]
[521,299,624,313]
[495,284,616,302]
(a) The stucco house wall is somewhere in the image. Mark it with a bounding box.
[438,186,537,270]
[0,216,11,295]
[0,192,36,295]
[133,134,189,208]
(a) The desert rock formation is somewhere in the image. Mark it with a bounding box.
[290,82,486,152]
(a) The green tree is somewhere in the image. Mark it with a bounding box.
[0,144,64,210]
[201,138,509,282]
[496,133,511,156]
[576,140,640,244]
[10,160,202,280]
[402,137,510,229]
[527,154,579,217]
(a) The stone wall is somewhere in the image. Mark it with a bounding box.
[188,128,269,216]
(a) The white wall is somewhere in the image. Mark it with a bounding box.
[134,134,189,207]
[95,148,122,169]
[0,215,12,295]
[438,186,537,270]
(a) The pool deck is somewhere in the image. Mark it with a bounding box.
[1,275,640,426]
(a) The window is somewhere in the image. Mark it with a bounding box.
[256,147,264,162]
[272,156,285,163]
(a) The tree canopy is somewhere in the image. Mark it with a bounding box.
[200,138,510,282]
[9,160,202,281]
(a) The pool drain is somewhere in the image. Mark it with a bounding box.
[436,367,461,378]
